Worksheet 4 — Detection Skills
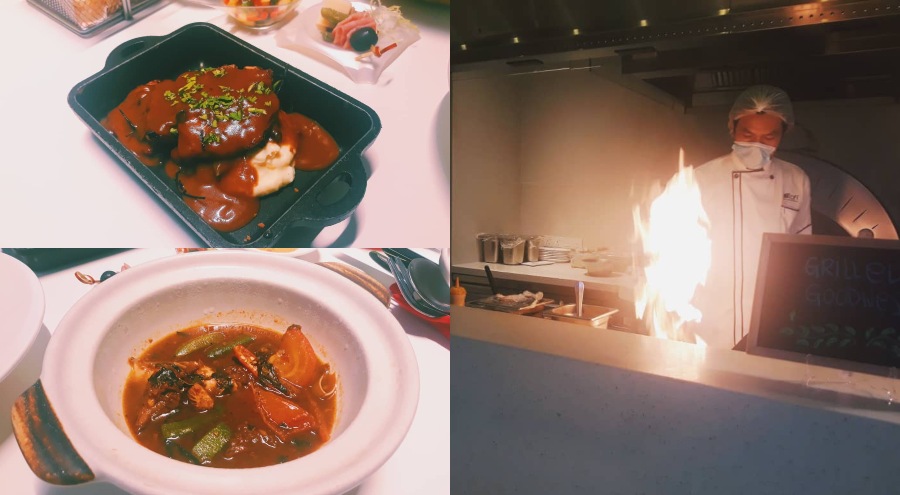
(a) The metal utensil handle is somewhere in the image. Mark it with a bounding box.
[575,281,584,317]
[484,265,497,295]
[369,250,392,272]
[383,248,426,265]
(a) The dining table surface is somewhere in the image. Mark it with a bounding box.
[0,248,450,495]
[0,0,450,248]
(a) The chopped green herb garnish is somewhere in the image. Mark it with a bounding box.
[251,81,272,95]
[179,76,198,93]
[202,132,221,145]
[247,108,267,115]
[169,127,178,135]
[163,90,176,102]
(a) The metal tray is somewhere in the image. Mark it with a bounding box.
[28,0,164,38]
[68,22,381,247]
[546,304,618,328]
[467,296,553,315]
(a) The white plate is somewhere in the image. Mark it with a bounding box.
[276,2,421,84]
[0,253,45,382]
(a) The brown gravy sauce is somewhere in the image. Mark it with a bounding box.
[103,65,340,233]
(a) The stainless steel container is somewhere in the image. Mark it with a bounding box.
[500,238,525,265]
[547,304,619,328]
[482,236,499,263]
[525,238,540,262]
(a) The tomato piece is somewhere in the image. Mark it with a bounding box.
[269,325,318,387]
[252,386,316,440]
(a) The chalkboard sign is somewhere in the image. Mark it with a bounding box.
[746,233,900,375]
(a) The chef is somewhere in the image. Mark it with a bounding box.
[689,85,812,349]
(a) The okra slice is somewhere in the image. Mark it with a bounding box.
[191,423,232,463]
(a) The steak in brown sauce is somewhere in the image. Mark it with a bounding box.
[108,65,279,162]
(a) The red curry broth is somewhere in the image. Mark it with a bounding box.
[123,323,337,468]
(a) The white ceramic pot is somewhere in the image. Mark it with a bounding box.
[11,250,419,495]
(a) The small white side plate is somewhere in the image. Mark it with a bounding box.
[522,261,554,267]
[276,2,420,84]
[0,253,45,382]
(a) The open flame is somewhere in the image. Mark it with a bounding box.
[632,149,711,344]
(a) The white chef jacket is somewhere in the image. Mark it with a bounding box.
[688,151,812,349]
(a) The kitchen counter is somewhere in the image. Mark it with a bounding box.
[452,305,900,494]
[452,305,900,423]
[453,261,636,301]
[0,249,449,495]
[0,0,449,247]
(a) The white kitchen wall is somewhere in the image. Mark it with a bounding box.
[453,70,900,261]
[452,74,523,263]
[518,69,728,254]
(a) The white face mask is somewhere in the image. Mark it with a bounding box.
[732,141,776,170]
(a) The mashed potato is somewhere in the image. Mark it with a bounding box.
[249,141,297,197]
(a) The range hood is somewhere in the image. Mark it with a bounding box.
[451,0,900,108]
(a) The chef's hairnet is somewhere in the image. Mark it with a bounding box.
[728,85,794,135]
